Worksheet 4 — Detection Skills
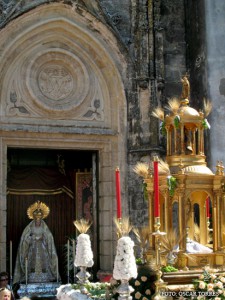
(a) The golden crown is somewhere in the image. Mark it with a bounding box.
[27,201,50,220]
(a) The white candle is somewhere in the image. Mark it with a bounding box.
[67,240,70,283]
[10,241,12,278]
[25,257,28,285]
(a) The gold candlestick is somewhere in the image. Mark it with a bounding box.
[152,217,167,300]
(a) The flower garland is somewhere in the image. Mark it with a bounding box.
[190,269,225,299]
[74,233,94,268]
[113,236,137,281]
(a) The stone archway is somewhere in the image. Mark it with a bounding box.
[0,3,128,272]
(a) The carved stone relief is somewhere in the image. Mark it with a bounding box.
[5,44,105,122]
[38,64,73,101]
[0,2,127,133]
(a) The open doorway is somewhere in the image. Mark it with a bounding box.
[6,148,99,283]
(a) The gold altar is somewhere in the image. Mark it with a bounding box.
[135,76,225,271]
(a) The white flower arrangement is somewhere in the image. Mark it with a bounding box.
[57,284,92,300]
[74,233,94,268]
[192,269,225,299]
[113,236,137,281]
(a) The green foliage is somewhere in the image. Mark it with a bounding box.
[167,176,177,196]
[72,282,111,299]
[161,265,178,273]
[160,121,167,136]
[174,115,180,129]
[142,181,148,201]
[202,118,211,129]
[136,258,144,265]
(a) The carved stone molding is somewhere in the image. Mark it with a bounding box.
[0,3,127,129]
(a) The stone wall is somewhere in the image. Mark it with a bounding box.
[0,0,219,271]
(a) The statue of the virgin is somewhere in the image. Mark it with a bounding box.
[13,201,59,284]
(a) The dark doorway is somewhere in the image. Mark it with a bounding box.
[7,148,99,284]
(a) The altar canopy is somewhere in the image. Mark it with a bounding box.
[7,167,74,198]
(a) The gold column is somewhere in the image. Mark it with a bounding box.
[189,203,194,240]
[199,127,204,155]
[164,190,168,233]
[201,128,204,155]
[178,191,186,250]
[166,127,170,155]
[218,192,222,250]
[222,193,225,248]
[197,125,201,155]
[192,128,196,154]
[212,193,218,251]
[181,124,184,154]
[174,128,177,154]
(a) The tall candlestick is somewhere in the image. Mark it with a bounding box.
[10,241,12,279]
[206,197,210,218]
[115,167,122,219]
[25,257,28,285]
[153,157,160,218]
[67,240,70,283]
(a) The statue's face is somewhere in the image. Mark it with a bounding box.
[33,210,43,221]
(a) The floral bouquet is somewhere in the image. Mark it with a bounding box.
[74,233,94,268]
[73,219,93,287]
[190,269,225,299]
[113,236,137,281]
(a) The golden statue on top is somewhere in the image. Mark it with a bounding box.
[181,75,190,104]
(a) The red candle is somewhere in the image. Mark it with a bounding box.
[115,167,122,219]
[206,197,210,218]
[153,157,160,217]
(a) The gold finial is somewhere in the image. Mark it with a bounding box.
[27,201,50,220]
[216,161,222,175]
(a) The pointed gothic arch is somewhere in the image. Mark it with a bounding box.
[0,3,128,273]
